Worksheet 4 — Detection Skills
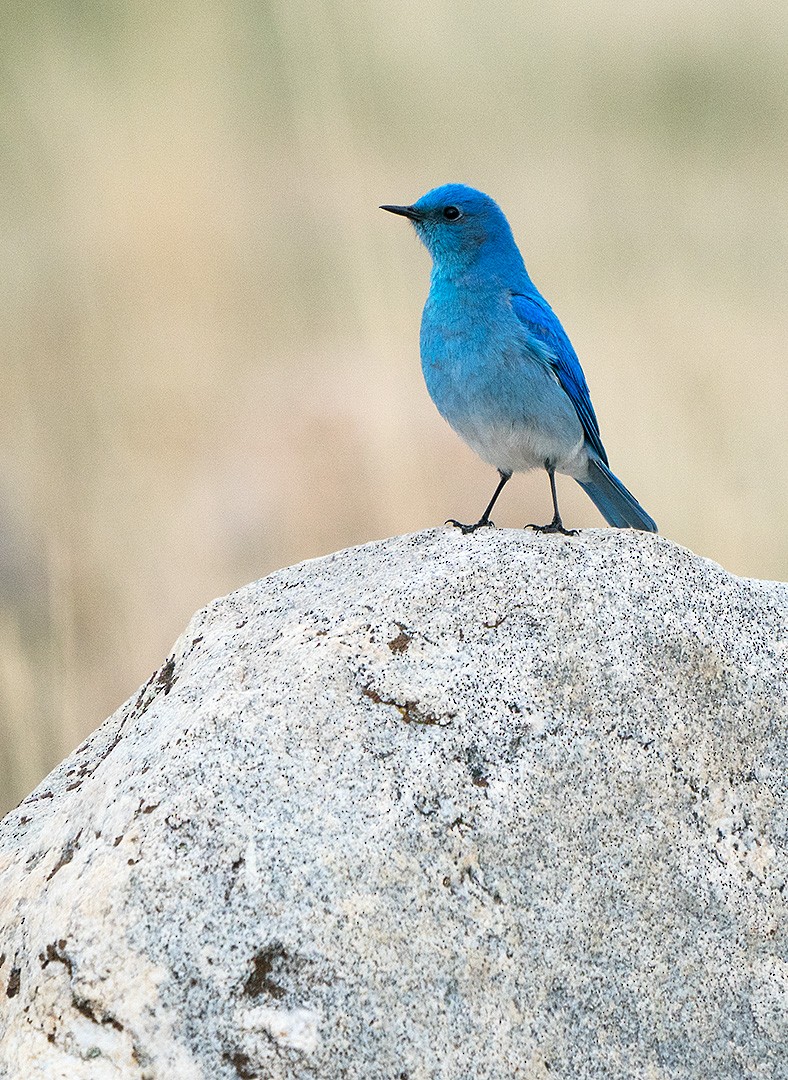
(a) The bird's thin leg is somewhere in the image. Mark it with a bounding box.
[526,464,577,536]
[447,470,511,534]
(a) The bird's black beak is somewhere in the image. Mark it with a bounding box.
[380,204,422,221]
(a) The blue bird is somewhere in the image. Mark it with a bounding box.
[381,184,657,534]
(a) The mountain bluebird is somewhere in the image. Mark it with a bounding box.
[381,184,657,534]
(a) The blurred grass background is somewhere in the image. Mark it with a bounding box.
[1,0,787,813]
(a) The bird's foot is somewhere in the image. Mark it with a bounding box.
[525,519,577,536]
[445,518,496,535]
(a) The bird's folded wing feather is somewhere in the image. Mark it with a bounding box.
[511,292,608,465]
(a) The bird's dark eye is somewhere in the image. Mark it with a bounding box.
[443,205,462,221]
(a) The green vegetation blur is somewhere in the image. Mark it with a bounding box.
[1,0,787,813]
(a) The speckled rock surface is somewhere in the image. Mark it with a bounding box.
[1,528,786,1079]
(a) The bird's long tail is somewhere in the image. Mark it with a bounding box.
[577,458,658,532]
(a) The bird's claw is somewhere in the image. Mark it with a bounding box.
[525,521,577,536]
[445,518,496,534]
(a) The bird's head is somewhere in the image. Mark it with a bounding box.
[381,184,523,277]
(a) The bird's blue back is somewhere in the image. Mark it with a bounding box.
[509,292,607,464]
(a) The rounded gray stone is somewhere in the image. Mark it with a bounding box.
[0,529,786,1078]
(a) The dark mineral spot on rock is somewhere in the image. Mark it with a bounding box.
[156,658,177,695]
[73,996,98,1022]
[387,625,412,654]
[362,684,383,705]
[46,832,82,881]
[243,944,288,999]
[224,855,245,901]
[73,995,124,1031]
[226,1050,257,1079]
[6,966,21,998]
[465,745,490,786]
[40,941,73,975]
[362,684,445,726]
[24,851,42,874]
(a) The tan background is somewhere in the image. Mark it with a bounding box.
[2,0,787,813]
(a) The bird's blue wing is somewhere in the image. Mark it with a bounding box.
[511,291,608,465]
